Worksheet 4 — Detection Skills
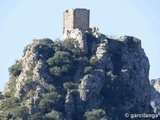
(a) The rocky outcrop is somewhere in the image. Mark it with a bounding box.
[1,30,151,120]
[2,38,54,114]
[15,39,52,98]
[74,33,150,119]
[151,78,160,113]
[65,90,75,119]
[63,29,88,54]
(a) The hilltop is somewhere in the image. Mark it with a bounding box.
[0,29,152,120]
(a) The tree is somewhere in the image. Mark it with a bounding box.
[62,38,77,54]
[38,92,62,112]
[45,110,63,120]
[63,82,77,90]
[13,106,29,120]
[47,51,71,66]
[29,113,45,120]
[84,66,93,74]
[50,67,62,77]
[9,60,22,76]
[84,109,107,120]
[47,51,73,76]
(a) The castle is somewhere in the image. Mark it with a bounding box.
[63,8,90,34]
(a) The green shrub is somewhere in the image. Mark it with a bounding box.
[84,109,107,120]
[47,51,74,77]
[63,82,77,90]
[62,38,77,53]
[26,70,33,81]
[34,43,55,59]
[13,106,29,120]
[1,98,12,108]
[9,60,22,76]
[47,51,73,77]
[89,57,98,66]
[47,51,71,66]
[61,64,70,73]
[38,92,62,112]
[45,110,63,120]
[46,85,56,92]
[0,92,4,99]
[4,92,12,98]
[50,66,62,77]
[133,37,139,42]
[84,66,93,74]
[29,113,45,120]
[106,71,118,81]
[39,98,52,112]
[23,79,34,92]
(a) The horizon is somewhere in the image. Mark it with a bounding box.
[0,0,160,91]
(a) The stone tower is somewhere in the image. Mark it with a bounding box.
[63,8,90,33]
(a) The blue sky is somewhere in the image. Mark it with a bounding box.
[0,0,160,91]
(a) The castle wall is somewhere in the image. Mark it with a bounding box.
[74,9,90,31]
[63,8,90,33]
[63,9,74,33]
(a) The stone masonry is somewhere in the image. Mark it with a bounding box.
[63,8,90,33]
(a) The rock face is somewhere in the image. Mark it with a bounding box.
[151,78,160,113]
[74,33,151,119]
[2,38,54,114]
[63,29,88,53]
[1,30,151,120]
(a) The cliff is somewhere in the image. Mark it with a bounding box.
[0,29,151,120]
[151,78,160,114]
